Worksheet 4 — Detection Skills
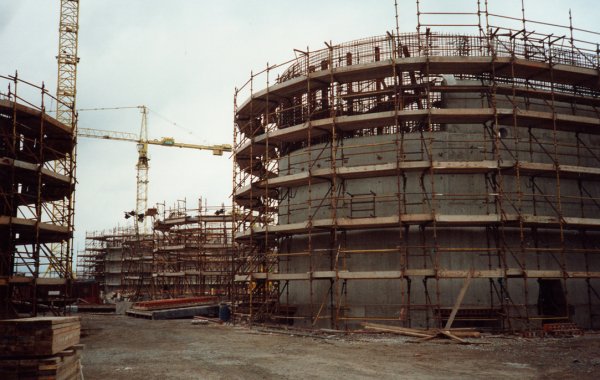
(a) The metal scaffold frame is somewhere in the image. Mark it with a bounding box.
[152,199,233,299]
[76,227,138,297]
[232,1,600,331]
[0,73,76,317]
[47,0,80,279]
[79,199,234,302]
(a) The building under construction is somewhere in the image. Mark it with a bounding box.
[232,3,600,331]
[77,200,233,301]
[77,227,142,298]
[0,74,76,317]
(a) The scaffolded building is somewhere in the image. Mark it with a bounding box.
[232,3,600,330]
[79,200,233,301]
[0,74,76,317]
[152,200,233,299]
[77,227,140,298]
[152,202,233,299]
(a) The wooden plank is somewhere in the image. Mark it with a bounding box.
[0,316,79,326]
[439,330,468,344]
[444,271,473,330]
[362,323,433,338]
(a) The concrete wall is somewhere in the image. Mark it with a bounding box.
[276,79,600,329]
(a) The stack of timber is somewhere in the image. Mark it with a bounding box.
[0,316,83,380]
[127,296,219,320]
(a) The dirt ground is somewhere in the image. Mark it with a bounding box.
[79,314,600,379]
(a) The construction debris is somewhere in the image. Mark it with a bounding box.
[362,323,481,344]
[192,316,224,325]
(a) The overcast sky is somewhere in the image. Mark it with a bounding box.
[0,0,597,258]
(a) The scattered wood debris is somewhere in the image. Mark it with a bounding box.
[362,322,481,344]
[192,316,223,325]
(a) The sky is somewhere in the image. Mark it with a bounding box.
[0,0,597,260]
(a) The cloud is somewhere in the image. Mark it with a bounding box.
[0,3,22,33]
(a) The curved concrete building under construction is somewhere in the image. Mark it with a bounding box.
[0,75,75,317]
[233,27,600,330]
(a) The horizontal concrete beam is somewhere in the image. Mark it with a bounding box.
[234,213,600,241]
[0,216,71,244]
[234,160,600,203]
[236,56,600,123]
[234,269,600,282]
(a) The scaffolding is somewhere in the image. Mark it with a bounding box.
[152,199,234,299]
[76,227,139,299]
[80,199,233,302]
[232,2,600,331]
[119,231,153,301]
[0,73,76,317]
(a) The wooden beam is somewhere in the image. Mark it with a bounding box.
[444,271,473,330]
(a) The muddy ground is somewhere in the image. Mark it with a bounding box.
[79,314,600,379]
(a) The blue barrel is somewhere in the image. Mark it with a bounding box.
[219,304,231,322]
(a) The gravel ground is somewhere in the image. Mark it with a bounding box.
[80,314,600,380]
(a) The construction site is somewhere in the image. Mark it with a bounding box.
[77,200,233,304]
[1,0,600,379]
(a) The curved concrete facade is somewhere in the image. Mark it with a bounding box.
[0,77,75,316]
[233,33,600,330]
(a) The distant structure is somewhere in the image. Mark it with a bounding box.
[232,2,600,330]
[0,74,76,317]
[78,199,233,301]
[79,227,143,298]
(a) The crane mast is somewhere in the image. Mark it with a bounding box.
[49,0,80,278]
[56,0,80,126]
[77,107,232,235]
[136,106,150,233]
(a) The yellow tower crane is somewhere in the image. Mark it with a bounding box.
[47,0,80,278]
[77,105,232,234]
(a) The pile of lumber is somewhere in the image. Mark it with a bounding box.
[0,316,83,380]
[0,317,81,356]
[0,346,83,380]
[362,322,481,344]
